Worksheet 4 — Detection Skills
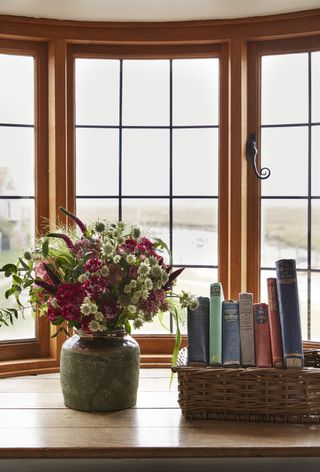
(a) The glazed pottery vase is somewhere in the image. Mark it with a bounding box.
[60,329,140,412]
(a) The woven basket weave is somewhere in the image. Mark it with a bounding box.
[172,348,320,423]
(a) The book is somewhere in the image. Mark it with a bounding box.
[267,278,284,368]
[222,300,240,367]
[253,303,272,368]
[275,259,304,368]
[239,292,255,367]
[187,296,209,366]
[209,282,224,366]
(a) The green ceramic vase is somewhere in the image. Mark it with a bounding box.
[60,330,140,412]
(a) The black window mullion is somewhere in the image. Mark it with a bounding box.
[0,123,34,128]
[307,52,312,340]
[118,59,123,222]
[169,59,174,334]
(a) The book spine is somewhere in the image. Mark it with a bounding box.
[187,296,209,366]
[239,292,255,367]
[222,301,240,367]
[209,282,224,366]
[276,259,304,368]
[267,278,284,368]
[253,303,272,368]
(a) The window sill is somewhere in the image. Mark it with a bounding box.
[1,369,320,460]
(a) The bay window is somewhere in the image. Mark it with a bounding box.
[0,10,319,374]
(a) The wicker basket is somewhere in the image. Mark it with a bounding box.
[172,348,320,423]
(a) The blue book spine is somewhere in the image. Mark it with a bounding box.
[187,296,209,366]
[222,300,240,367]
[276,259,304,368]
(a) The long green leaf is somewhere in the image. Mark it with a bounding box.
[42,240,49,257]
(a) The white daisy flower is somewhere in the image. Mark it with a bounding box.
[89,320,102,332]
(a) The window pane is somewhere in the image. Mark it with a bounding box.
[312,52,320,123]
[312,125,320,196]
[297,271,308,341]
[173,199,217,266]
[261,53,308,125]
[0,199,35,341]
[0,54,34,125]
[175,267,218,334]
[173,128,218,196]
[261,127,308,196]
[260,269,276,305]
[75,59,119,125]
[76,128,119,196]
[76,198,118,224]
[0,127,34,196]
[132,311,170,335]
[311,273,320,341]
[122,129,169,195]
[0,273,35,341]
[261,199,308,269]
[312,199,320,269]
[122,199,169,252]
[122,60,169,125]
[173,58,219,125]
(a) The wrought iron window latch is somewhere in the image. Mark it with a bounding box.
[246,133,271,180]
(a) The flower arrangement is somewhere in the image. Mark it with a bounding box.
[0,207,198,364]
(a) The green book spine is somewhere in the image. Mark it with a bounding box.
[209,282,224,366]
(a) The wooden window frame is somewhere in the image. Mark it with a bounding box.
[247,35,320,350]
[0,9,318,375]
[0,38,56,374]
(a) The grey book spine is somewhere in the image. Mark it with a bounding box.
[239,292,255,367]
[187,296,209,366]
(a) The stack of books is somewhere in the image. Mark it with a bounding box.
[187,259,304,369]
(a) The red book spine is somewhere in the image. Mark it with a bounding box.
[267,278,284,368]
[253,303,272,368]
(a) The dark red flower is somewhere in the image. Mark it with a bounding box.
[60,302,81,321]
[139,289,168,315]
[47,305,62,322]
[140,237,154,250]
[108,263,125,284]
[129,266,138,279]
[102,301,120,320]
[56,283,85,307]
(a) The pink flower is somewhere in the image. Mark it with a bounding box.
[119,238,137,254]
[84,257,104,273]
[35,261,52,285]
[82,275,109,299]
[71,238,93,258]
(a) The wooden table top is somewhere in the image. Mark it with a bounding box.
[0,369,320,459]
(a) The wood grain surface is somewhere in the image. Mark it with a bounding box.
[1,370,320,459]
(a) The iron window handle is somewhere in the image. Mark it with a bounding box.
[246,133,271,180]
